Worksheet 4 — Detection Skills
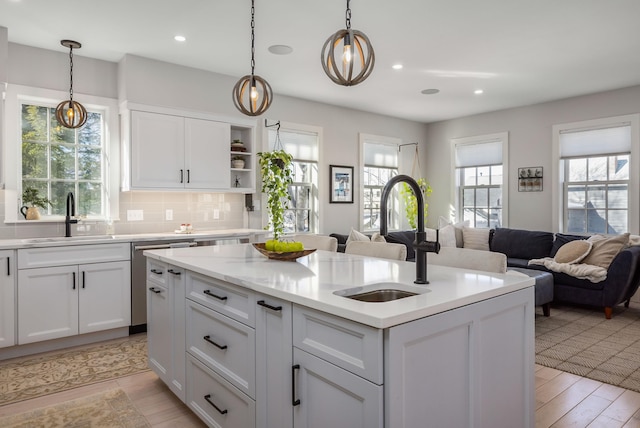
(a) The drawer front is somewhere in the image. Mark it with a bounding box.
[187,354,255,428]
[293,305,383,385]
[187,299,256,398]
[18,243,130,269]
[186,271,255,327]
[147,259,168,286]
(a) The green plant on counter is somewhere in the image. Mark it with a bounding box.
[400,178,432,229]
[22,186,52,209]
[258,149,293,241]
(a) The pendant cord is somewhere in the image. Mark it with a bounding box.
[69,46,74,101]
[346,0,351,29]
[250,0,255,76]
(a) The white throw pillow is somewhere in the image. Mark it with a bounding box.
[346,228,370,246]
[438,216,469,248]
[371,232,387,243]
[462,227,491,251]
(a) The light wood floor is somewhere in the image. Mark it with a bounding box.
[3,340,640,427]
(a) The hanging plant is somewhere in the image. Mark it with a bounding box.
[400,178,432,229]
[258,149,293,241]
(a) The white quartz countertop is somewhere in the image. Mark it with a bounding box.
[0,229,268,249]
[144,243,535,329]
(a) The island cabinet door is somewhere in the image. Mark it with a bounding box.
[385,287,535,428]
[0,250,15,349]
[255,294,293,428]
[147,280,171,385]
[292,348,383,428]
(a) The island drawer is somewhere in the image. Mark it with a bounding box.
[292,305,383,385]
[186,353,255,428]
[186,271,255,327]
[186,299,256,399]
[146,259,168,286]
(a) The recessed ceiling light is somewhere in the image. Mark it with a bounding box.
[474,89,484,95]
[421,89,440,95]
[268,45,293,55]
[174,35,186,42]
[392,64,403,70]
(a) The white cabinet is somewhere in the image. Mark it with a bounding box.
[17,243,131,345]
[130,110,231,190]
[0,251,16,348]
[147,260,186,401]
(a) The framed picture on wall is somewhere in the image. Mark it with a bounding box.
[518,166,543,192]
[330,165,354,203]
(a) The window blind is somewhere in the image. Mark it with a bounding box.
[455,140,502,168]
[268,129,318,161]
[363,141,398,168]
[560,124,631,158]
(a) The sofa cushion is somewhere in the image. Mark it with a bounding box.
[582,233,630,269]
[462,227,491,251]
[438,217,468,247]
[554,240,593,264]
[490,228,553,260]
[550,233,588,257]
[346,228,370,245]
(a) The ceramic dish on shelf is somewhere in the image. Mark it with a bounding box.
[252,243,316,261]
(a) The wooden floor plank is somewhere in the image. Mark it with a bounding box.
[536,377,603,427]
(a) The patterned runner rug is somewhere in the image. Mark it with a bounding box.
[536,304,640,392]
[0,334,149,406]
[0,388,150,427]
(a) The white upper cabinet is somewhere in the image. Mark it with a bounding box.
[129,110,232,190]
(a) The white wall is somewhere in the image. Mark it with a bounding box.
[425,85,640,232]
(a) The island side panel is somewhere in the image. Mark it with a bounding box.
[384,287,534,428]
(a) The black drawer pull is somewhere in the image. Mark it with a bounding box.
[180,169,184,183]
[292,364,301,406]
[203,289,227,301]
[149,287,162,294]
[72,271,76,290]
[82,271,85,289]
[204,394,228,415]
[187,169,190,183]
[150,269,163,275]
[167,269,181,276]
[204,335,227,350]
[257,300,282,312]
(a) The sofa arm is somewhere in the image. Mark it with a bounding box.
[602,246,640,305]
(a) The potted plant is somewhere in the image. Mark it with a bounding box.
[400,178,432,229]
[231,155,246,169]
[258,149,293,241]
[20,186,52,220]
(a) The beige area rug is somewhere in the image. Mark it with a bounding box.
[536,304,640,392]
[0,388,150,427]
[0,334,149,406]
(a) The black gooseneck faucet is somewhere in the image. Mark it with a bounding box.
[65,192,78,238]
[380,175,440,284]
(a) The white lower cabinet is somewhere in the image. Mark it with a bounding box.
[0,250,17,348]
[147,260,186,400]
[17,243,131,345]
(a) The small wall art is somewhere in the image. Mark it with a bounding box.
[518,167,543,192]
[330,165,354,203]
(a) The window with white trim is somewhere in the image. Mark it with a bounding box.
[361,136,400,232]
[267,124,320,234]
[452,133,508,228]
[559,123,632,234]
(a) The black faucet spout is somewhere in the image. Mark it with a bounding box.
[65,192,78,238]
[380,174,439,284]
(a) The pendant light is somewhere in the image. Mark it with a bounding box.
[233,0,273,116]
[321,0,375,86]
[55,40,88,129]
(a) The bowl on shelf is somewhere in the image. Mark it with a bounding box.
[252,243,316,261]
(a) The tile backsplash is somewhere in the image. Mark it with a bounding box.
[0,190,249,239]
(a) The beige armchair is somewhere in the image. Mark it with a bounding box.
[345,241,407,261]
[294,234,338,252]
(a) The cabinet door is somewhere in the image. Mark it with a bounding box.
[256,294,293,428]
[147,280,172,383]
[18,266,78,344]
[78,261,131,334]
[184,118,230,189]
[0,250,15,348]
[293,348,383,428]
[131,111,185,189]
[168,265,186,401]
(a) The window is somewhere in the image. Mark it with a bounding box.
[361,135,400,232]
[554,117,639,234]
[21,103,105,216]
[452,133,508,228]
[267,123,320,234]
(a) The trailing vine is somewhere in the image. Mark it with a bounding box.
[258,149,293,241]
[400,178,432,229]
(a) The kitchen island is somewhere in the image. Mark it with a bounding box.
[145,243,535,428]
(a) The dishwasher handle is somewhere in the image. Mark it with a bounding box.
[134,242,198,251]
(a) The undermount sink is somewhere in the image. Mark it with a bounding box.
[21,235,116,243]
[334,282,429,303]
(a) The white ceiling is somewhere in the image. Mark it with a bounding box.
[2,0,640,123]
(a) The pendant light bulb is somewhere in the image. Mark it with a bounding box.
[343,34,352,64]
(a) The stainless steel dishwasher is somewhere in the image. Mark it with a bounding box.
[130,239,197,334]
